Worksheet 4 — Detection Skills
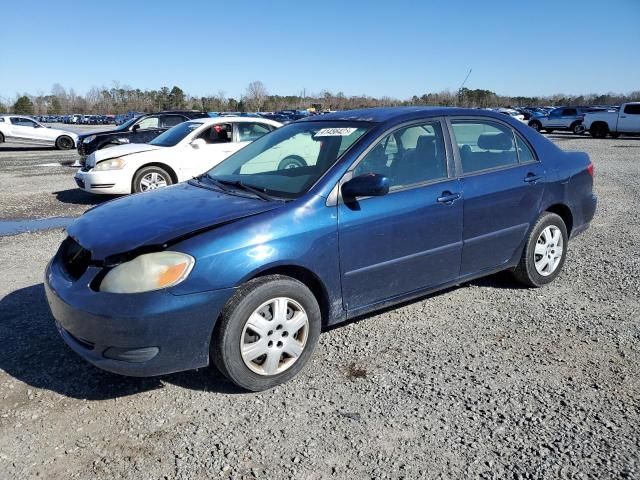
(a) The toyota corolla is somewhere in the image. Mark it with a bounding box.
[45,107,597,391]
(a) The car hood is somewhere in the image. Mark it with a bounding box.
[67,182,283,261]
[78,128,120,138]
[87,143,163,167]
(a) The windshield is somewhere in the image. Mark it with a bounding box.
[206,121,370,199]
[116,117,139,131]
[150,121,202,147]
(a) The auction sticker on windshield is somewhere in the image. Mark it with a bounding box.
[314,127,358,137]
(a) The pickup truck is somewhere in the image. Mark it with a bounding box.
[583,103,640,138]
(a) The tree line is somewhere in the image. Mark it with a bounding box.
[3,81,639,115]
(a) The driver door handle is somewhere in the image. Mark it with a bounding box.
[524,173,542,184]
[437,191,461,205]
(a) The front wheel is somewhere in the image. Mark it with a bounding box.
[512,212,568,287]
[571,122,585,135]
[590,123,609,139]
[132,165,173,193]
[56,135,74,150]
[211,275,321,391]
[529,121,542,132]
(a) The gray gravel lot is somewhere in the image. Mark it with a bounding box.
[0,132,638,479]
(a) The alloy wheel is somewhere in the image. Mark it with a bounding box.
[139,172,167,191]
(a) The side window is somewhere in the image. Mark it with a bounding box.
[160,115,184,128]
[354,122,448,189]
[136,116,159,129]
[198,123,232,144]
[563,108,577,117]
[0,117,4,123]
[237,122,272,142]
[548,109,561,119]
[11,117,36,127]
[515,135,536,163]
[451,120,518,174]
[623,104,640,115]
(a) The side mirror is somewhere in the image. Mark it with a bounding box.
[131,123,140,132]
[341,173,389,200]
[190,138,206,149]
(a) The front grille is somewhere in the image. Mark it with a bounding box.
[60,237,91,280]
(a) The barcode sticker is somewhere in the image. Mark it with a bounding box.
[314,127,357,137]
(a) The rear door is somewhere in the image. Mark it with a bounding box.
[449,118,545,276]
[337,119,463,313]
[618,104,640,132]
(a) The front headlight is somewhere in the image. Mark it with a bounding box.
[93,158,126,171]
[83,135,96,144]
[100,252,195,293]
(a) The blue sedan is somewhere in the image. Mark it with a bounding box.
[45,107,597,391]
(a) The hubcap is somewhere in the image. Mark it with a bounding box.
[534,226,563,276]
[140,172,167,191]
[240,297,309,376]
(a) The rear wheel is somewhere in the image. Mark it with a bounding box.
[132,165,173,193]
[0,132,4,143]
[211,275,321,391]
[590,122,609,139]
[529,120,542,132]
[512,212,568,287]
[278,155,307,170]
[56,135,74,150]
[571,122,585,135]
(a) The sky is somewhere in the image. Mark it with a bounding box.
[1,0,639,100]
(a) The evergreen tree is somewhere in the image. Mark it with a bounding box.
[13,96,34,115]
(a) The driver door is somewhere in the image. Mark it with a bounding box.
[179,123,235,178]
[9,117,47,143]
[337,120,463,314]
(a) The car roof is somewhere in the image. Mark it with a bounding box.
[187,116,281,126]
[299,106,510,124]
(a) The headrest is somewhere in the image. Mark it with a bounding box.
[477,132,513,151]
[416,135,435,150]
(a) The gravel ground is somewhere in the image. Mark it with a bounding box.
[0,133,638,479]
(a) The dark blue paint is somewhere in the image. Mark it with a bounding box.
[45,107,597,377]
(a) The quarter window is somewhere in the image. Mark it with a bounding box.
[451,120,518,174]
[515,135,535,163]
[160,115,184,128]
[354,122,448,188]
[623,104,640,115]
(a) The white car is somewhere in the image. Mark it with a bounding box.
[0,115,78,149]
[75,117,282,195]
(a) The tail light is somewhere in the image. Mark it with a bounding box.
[587,162,594,177]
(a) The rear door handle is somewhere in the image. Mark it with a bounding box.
[437,191,461,205]
[524,173,542,184]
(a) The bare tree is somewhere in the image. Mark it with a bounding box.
[244,81,268,112]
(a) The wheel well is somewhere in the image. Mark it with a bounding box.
[545,204,573,236]
[251,265,330,326]
[132,163,178,187]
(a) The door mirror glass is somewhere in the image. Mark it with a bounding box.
[342,173,389,200]
[190,138,206,149]
[131,123,140,132]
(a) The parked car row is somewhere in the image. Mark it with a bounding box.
[46,106,597,391]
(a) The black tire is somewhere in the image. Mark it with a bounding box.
[211,275,321,391]
[278,155,307,170]
[610,132,621,139]
[132,165,173,193]
[590,122,609,139]
[0,132,4,143]
[544,129,554,134]
[55,135,74,150]
[512,212,568,288]
[571,122,585,135]
[529,120,542,132]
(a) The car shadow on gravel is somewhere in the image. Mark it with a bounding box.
[0,146,59,152]
[0,284,243,400]
[54,188,117,206]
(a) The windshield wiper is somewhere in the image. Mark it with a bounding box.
[215,179,274,201]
